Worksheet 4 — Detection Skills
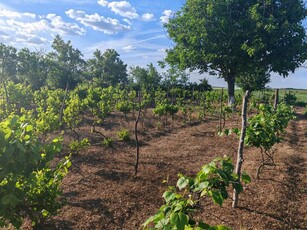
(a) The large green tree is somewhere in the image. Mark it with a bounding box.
[0,43,18,83]
[17,48,49,90]
[162,66,189,88]
[0,43,18,108]
[130,63,161,91]
[47,35,85,89]
[88,49,128,87]
[165,0,307,105]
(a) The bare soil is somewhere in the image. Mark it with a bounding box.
[42,108,307,230]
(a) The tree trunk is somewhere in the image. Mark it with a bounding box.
[226,76,235,110]
[232,90,251,208]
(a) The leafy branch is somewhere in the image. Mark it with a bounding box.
[143,156,250,230]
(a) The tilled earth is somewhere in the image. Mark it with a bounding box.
[41,109,307,230]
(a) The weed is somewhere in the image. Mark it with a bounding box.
[102,137,114,147]
[117,129,131,141]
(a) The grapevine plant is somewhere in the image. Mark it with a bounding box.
[143,157,250,230]
[153,88,179,126]
[220,103,295,178]
[0,113,71,228]
[0,82,33,119]
[245,103,295,178]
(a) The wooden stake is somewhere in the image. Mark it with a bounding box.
[134,91,141,176]
[232,90,251,208]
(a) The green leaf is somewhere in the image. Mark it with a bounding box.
[41,209,49,217]
[143,211,162,227]
[198,221,211,229]
[174,202,185,212]
[223,129,230,135]
[233,183,243,194]
[196,181,209,191]
[241,172,251,184]
[200,189,208,197]
[210,190,223,207]
[163,191,176,203]
[231,128,240,135]
[177,177,189,190]
[202,163,215,175]
[220,187,229,200]
[170,212,188,230]
[156,218,171,229]
[215,225,231,230]
[25,124,33,133]
[217,169,228,183]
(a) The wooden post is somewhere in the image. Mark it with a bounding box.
[273,89,279,110]
[219,88,224,132]
[134,91,141,176]
[232,90,251,208]
[59,81,69,125]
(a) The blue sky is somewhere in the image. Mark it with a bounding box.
[0,0,307,89]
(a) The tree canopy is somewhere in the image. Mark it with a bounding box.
[165,0,307,103]
[47,35,85,89]
[0,43,18,83]
[88,49,128,87]
[130,63,161,91]
[17,48,48,90]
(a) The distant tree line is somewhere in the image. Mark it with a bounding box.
[0,35,212,93]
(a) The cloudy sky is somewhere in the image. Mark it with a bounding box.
[1,0,307,89]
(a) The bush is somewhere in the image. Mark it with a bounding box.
[284,92,297,105]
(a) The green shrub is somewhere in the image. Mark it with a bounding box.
[284,93,297,105]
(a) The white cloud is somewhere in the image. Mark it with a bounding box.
[86,32,168,66]
[0,9,36,19]
[123,18,132,25]
[0,9,22,18]
[66,9,131,34]
[0,8,86,47]
[122,45,135,52]
[46,13,86,36]
[141,13,155,22]
[97,0,108,7]
[107,1,139,19]
[21,0,92,3]
[160,10,173,24]
[27,36,48,45]
[5,19,49,36]
[23,12,36,19]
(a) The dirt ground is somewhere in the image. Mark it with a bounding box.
[42,108,306,230]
